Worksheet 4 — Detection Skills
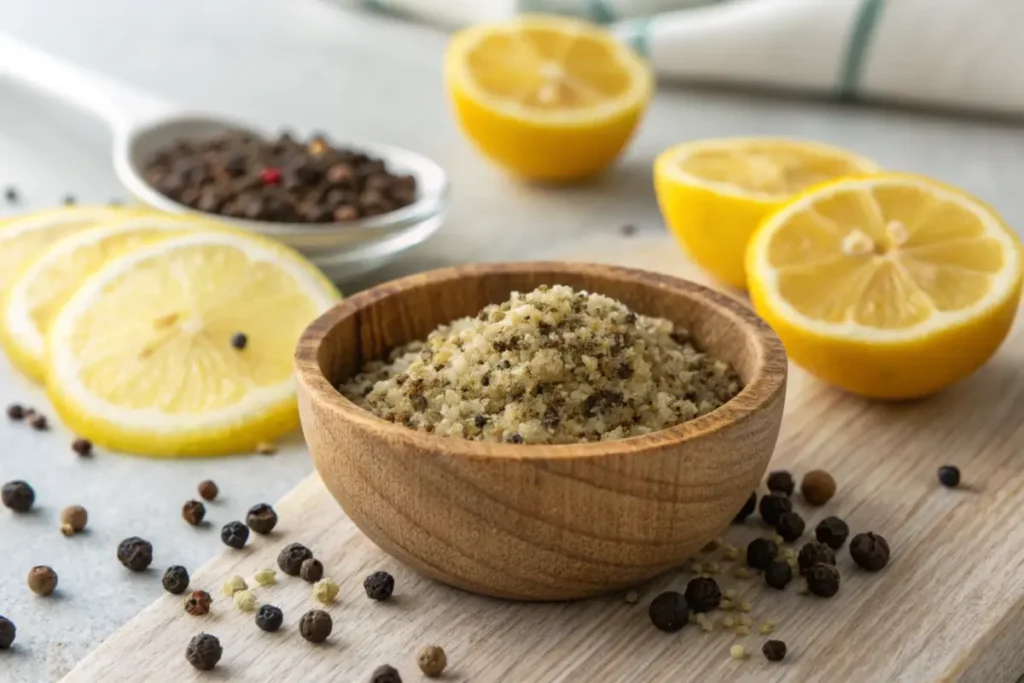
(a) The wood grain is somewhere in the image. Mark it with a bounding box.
[294,262,787,600]
[64,236,1024,682]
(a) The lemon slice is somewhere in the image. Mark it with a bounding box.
[654,138,878,288]
[1,215,201,382]
[746,173,1022,399]
[46,231,341,456]
[0,207,128,296]
[445,15,653,181]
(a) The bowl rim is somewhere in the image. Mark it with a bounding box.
[294,262,787,460]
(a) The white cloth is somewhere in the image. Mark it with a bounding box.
[338,0,1024,118]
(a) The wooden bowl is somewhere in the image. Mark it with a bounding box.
[295,262,787,600]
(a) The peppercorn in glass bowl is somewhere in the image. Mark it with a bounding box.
[295,262,788,600]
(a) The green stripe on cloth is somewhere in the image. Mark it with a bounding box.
[586,0,618,24]
[621,17,653,59]
[361,0,390,11]
[838,0,885,99]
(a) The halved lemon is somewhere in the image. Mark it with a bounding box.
[46,231,341,456]
[654,138,879,289]
[0,207,129,296]
[746,173,1022,399]
[1,215,202,383]
[445,15,653,181]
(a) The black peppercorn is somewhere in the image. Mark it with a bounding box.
[29,414,47,431]
[850,532,890,571]
[746,537,778,571]
[299,609,333,643]
[230,332,248,350]
[71,438,93,456]
[277,542,313,576]
[246,503,278,534]
[683,576,721,613]
[197,479,218,501]
[2,480,35,512]
[766,470,795,496]
[763,639,787,662]
[733,492,756,523]
[364,570,395,600]
[6,404,25,420]
[815,516,850,550]
[162,565,190,595]
[181,500,206,526]
[938,465,960,488]
[0,615,15,649]
[185,632,222,671]
[63,194,76,206]
[801,469,836,506]
[774,511,806,543]
[4,186,18,203]
[763,559,793,590]
[371,664,403,683]
[117,536,153,571]
[255,604,284,632]
[648,591,689,632]
[758,492,792,526]
[220,521,249,549]
[300,558,324,583]
[797,541,836,575]
[806,563,840,598]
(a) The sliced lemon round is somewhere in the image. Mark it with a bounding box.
[654,138,878,288]
[746,173,1022,399]
[445,15,653,181]
[1,215,201,382]
[46,231,341,456]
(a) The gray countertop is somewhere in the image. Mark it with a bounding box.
[0,0,1022,680]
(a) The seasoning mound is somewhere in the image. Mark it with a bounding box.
[341,285,742,445]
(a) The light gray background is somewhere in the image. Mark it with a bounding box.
[0,0,1022,680]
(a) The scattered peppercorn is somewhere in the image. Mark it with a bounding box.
[684,576,721,613]
[71,438,93,456]
[117,536,153,571]
[746,538,779,571]
[181,500,206,526]
[801,469,836,506]
[233,589,258,612]
[806,563,841,598]
[624,590,640,604]
[4,186,18,202]
[255,604,284,632]
[815,516,850,550]
[245,503,278,534]
[2,480,35,512]
[63,195,76,206]
[29,414,47,431]
[0,616,15,649]
[253,568,277,586]
[300,558,324,583]
[648,591,689,632]
[763,559,793,590]
[758,492,793,526]
[733,492,756,523]
[364,570,395,601]
[938,465,961,488]
[417,645,447,678]
[797,541,836,575]
[313,578,340,605]
[60,505,88,535]
[299,609,333,643]
[185,633,222,671]
[763,639,787,662]
[184,590,212,616]
[774,511,806,543]
[255,441,277,455]
[162,566,190,595]
[371,665,403,683]
[730,644,749,660]
[6,404,24,420]
[620,224,638,237]
[197,480,218,501]
[27,565,58,596]
[230,332,248,350]
[850,532,890,571]
[220,521,249,549]
[222,575,248,596]
[766,470,795,496]
[277,542,313,576]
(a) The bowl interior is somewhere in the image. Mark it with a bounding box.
[315,264,769,409]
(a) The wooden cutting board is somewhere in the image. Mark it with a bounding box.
[63,234,1024,683]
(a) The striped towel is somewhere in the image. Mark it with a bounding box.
[343,0,1024,118]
